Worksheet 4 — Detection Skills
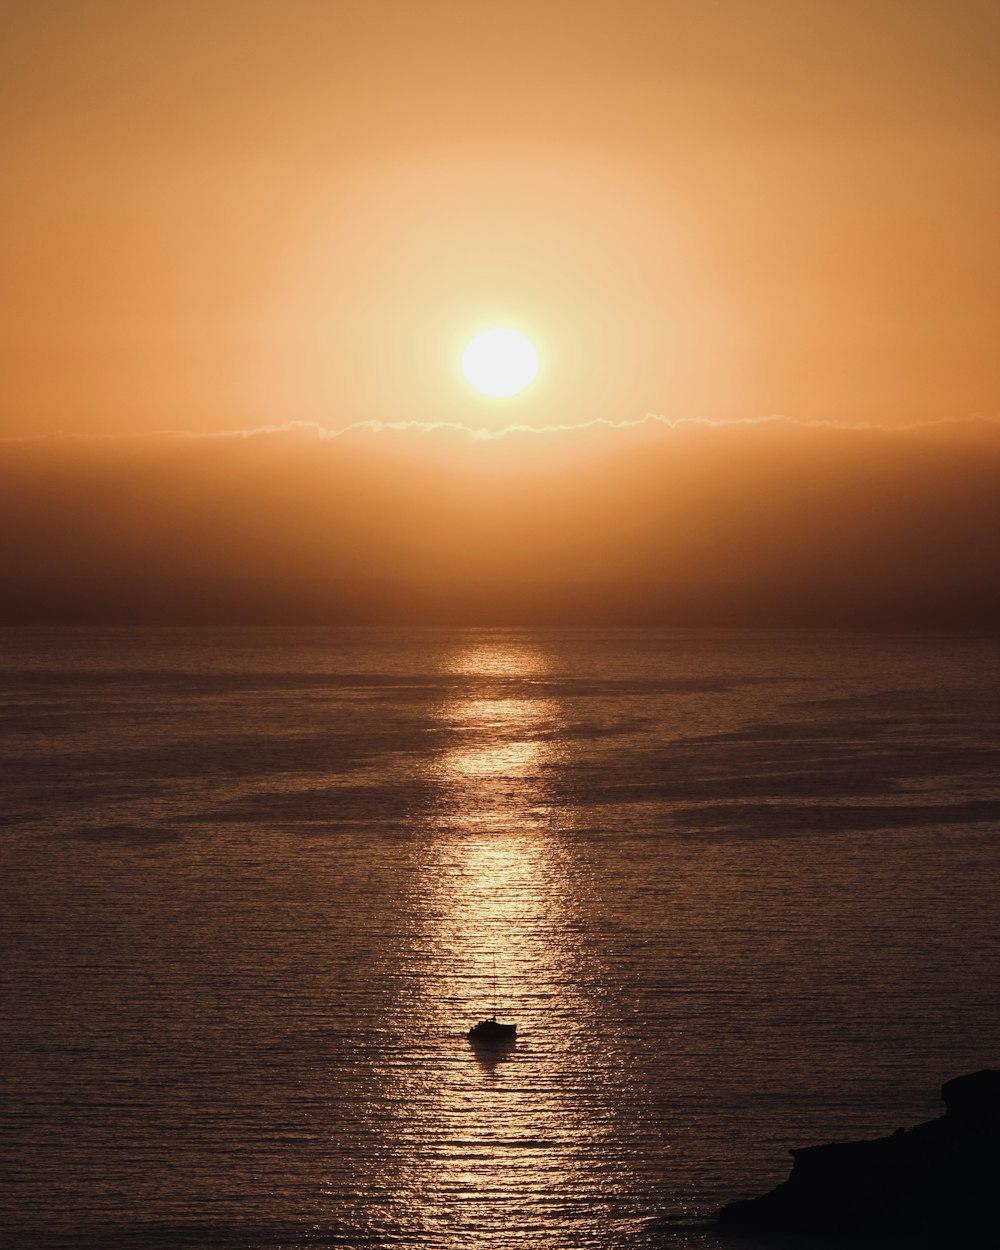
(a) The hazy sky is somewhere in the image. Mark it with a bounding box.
[2,2,998,624]
[3,0,998,436]
[2,418,998,624]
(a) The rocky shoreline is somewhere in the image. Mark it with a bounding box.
[719,1070,1000,1243]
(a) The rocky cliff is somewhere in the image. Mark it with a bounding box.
[719,1070,1000,1242]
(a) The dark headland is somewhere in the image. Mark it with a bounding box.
[719,1070,1000,1243]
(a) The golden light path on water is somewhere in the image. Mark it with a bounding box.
[367,639,644,1247]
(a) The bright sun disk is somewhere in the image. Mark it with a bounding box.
[462,328,538,397]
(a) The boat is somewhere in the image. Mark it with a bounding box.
[467,1016,517,1043]
[467,954,517,1044]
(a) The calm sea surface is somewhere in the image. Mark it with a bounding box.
[2,626,999,1250]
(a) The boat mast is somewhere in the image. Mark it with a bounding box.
[492,952,498,1018]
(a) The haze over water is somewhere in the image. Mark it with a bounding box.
[3,626,999,1249]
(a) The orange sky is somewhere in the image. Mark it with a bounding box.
[3,0,998,436]
[3,2,999,625]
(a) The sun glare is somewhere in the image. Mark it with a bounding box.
[462,328,538,397]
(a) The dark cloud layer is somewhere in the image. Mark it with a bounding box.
[2,418,998,626]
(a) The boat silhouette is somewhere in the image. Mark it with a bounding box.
[467,1016,517,1043]
[467,954,517,1044]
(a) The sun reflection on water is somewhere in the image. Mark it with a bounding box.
[436,649,560,834]
[443,693,556,769]
[444,643,550,679]
[364,638,640,1246]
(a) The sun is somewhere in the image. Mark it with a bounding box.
[462,328,538,397]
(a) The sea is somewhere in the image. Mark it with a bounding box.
[2,626,999,1250]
